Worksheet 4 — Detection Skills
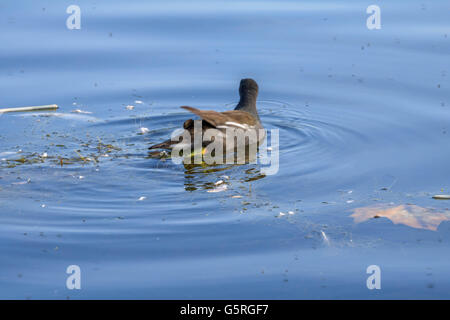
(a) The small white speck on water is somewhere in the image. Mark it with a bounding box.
[126,105,135,110]
[279,212,286,216]
[71,109,92,114]
[140,127,150,134]
[41,152,48,158]
[41,204,46,208]
[231,195,242,198]
[138,196,146,201]
[78,176,85,180]
[346,200,354,204]
[214,180,224,186]
[267,147,273,151]
[348,190,353,194]
[135,100,143,104]
[288,211,295,215]
[321,230,330,245]
[220,175,230,180]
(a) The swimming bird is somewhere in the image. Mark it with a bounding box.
[148,78,265,156]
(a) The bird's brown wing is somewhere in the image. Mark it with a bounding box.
[149,106,259,150]
[180,106,258,128]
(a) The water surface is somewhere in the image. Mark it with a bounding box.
[0,0,450,299]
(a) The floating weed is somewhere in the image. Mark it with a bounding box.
[96,138,121,154]
[1,135,125,169]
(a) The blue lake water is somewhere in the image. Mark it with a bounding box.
[0,0,449,299]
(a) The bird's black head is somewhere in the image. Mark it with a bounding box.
[239,78,259,98]
[235,78,259,118]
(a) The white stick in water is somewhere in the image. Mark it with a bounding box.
[432,195,450,200]
[321,230,330,246]
[0,104,58,113]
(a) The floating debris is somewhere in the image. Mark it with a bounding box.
[321,230,330,245]
[125,105,135,110]
[138,196,147,201]
[0,104,58,113]
[139,127,150,134]
[351,204,450,231]
[135,100,143,104]
[159,150,169,157]
[288,211,295,215]
[346,200,354,204]
[207,184,227,193]
[214,180,224,186]
[231,195,242,199]
[71,109,92,114]
[279,212,286,216]
[12,178,31,185]
[432,195,450,200]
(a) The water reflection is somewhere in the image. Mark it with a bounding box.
[183,163,266,192]
[148,146,267,192]
[351,204,450,231]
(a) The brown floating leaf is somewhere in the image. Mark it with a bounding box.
[351,204,450,231]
